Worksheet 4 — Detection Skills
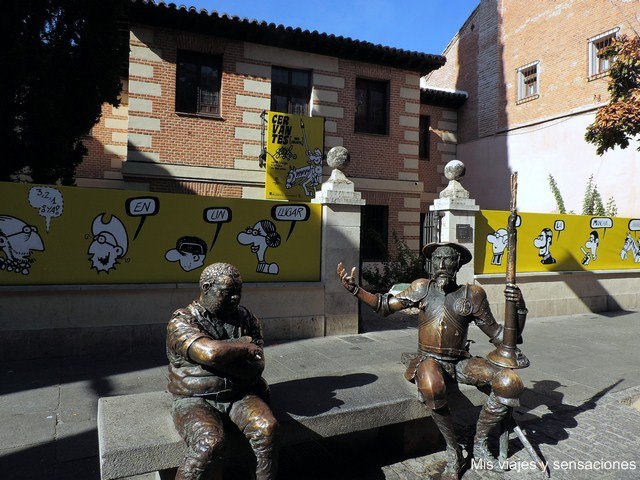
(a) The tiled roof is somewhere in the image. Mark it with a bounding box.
[130,0,446,74]
[420,87,468,107]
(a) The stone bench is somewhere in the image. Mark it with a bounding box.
[98,366,488,479]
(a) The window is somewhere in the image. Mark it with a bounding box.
[588,29,619,78]
[271,66,311,116]
[361,205,389,262]
[355,78,388,134]
[176,51,222,116]
[516,61,539,103]
[419,115,430,159]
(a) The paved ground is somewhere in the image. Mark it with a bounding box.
[1,309,640,479]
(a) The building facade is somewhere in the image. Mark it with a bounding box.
[80,0,463,260]
[425,0,640,216]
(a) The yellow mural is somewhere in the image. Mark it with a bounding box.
[265,110,325,201]
[476,210,640,274]
[0,182,321,285]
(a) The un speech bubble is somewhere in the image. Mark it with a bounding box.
[203,207,232,248]
[28,187,64,232]
[590,217,613,238]
[554,219,565,239]
[126,197,160,240]
[628,219,640,232]
[271,204,310,241]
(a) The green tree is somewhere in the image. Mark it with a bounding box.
[585,35,640,155]
[0,0,128,184]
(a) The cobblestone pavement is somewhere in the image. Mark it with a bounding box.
[383,385,640,480]
[2,311,639,479]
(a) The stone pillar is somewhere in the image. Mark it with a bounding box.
[430,160,479,285]
[312,147,365,336]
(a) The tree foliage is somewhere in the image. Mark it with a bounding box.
[585,35,640,155]
[0,0,127,184]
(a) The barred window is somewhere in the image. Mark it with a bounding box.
[516,61,539,103]
[271,66,311,116]
[355,78,389,135]
[176,51,222,116]
[588,29,619,78]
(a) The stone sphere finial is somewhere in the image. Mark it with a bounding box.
[326,146,350,171]
[440,159,469,199]
[444,159,465,181]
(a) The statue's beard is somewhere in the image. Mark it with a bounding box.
[435,274,454,289]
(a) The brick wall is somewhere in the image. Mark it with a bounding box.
[426,0,639,138]
[80,22,458,256]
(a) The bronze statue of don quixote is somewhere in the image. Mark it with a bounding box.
[339,172,548,479]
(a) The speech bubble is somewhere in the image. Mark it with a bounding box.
[553,219,565,239]
[628,219,640,232]
[590,217,613,238]
[271,204,310,241]
[126,196,160,240]
[203,207,232,248]
[28,187,64,232]
[515,215,522,227]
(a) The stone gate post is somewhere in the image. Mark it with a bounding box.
[430,160,479,285]
[312,147,365,335]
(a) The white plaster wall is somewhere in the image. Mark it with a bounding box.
[458,110,640,216]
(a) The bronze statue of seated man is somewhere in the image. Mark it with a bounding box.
[167,262,279,480]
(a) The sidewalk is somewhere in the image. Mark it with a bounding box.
[1,309,639,479]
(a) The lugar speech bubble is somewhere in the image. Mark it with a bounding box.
[126,197,160,240]
[628,219,640,232]
[271,204,310,241]
[203,207,232,248]
[28,187,64,232]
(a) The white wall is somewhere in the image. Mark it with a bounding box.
[458,110,640,216]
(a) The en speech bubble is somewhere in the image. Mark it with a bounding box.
[126,197,160,240]
[515,215,522,227]
[628,219,640,232]
[271,204,310,241]
[554,219,565,239]
[203,207,232,248]
[28,187,64,232]
[590,217,613,237]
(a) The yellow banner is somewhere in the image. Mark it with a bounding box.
[475,210,640,274]
[265,111,324,201]
[0,182,321,285]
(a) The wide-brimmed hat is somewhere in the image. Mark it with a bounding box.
[422,242,472,266]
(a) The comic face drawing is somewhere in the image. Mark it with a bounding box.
[237,220,281,275]
[165,236,208,272]
[620,233,640,263]
[0,215,44,275]
[487,228,508,265]
[533,228,556,264]
[580,230,599,265]
[88,213,128,273]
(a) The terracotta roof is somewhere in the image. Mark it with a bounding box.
[420,87,468,107]
[130,1,446,75]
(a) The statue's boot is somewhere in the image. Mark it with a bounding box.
[431,406,465,480]
[473,394,508,471]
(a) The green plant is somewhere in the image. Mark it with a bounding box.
[361,231,424,291]
[548,173,616,216]
[547,174,567,214]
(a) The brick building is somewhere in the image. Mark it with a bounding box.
[80,0,465,261]
[425,0,640,216]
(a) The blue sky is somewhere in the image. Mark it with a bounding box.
[184,1,479,54]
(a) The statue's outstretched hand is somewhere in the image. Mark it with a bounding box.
[337,262,358,294]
